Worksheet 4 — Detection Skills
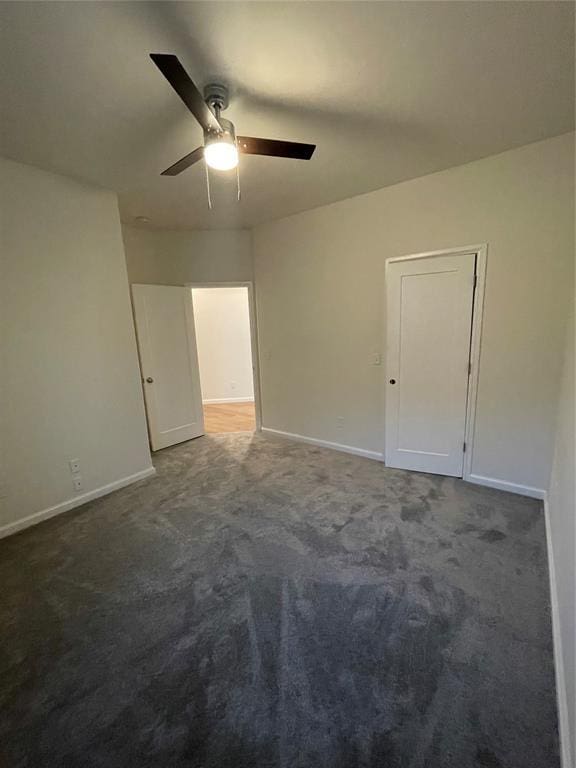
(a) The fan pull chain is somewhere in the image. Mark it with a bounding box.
[236,146,241,202]
[204,162,213,210]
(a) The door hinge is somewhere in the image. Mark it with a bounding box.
[463,441,467,453]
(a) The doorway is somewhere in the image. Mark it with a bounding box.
[384,246,486,478]
[190,284,259,434]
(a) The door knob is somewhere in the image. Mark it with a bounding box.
[145,377,154,383]
[389,379,396,385]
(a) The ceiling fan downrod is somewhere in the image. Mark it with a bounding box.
[203,83,229,119]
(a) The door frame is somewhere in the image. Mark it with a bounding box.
[187,281,262,432]
[384,244,488,481]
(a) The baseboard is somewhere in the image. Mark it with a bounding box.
[466,473,546,499]
[543,494,573,768]
[261,426,383,461]
[202,397,255,404]
[0,466,157,540]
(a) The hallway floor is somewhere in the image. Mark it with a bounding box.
[0,433,559,767]
[203,401,256,433]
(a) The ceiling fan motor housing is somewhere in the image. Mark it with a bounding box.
[204,83,230,114]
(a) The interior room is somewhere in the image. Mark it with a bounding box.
[0,3,574,767]
[192,286,256,433]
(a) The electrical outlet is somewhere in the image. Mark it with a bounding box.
[336,416,344,429]
[69,459,81,474]
[230,380,237,391]
[73,475,84,492]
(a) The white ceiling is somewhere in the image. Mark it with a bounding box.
[0,2,573,230]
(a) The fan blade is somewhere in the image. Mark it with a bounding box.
[161,146,204,176]
[150,53,222,135]
[237,136,315,160]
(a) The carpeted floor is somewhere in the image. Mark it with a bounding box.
[0,433,558,767]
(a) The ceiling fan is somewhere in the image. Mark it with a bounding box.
[150,53,316,177]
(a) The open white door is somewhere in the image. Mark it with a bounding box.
[132,284,204,451]
[385,253,476,477]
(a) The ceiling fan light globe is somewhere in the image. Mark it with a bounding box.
[204,140,239,171]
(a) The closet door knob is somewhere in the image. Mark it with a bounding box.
[389,379,396,385]
[145,377,154,384]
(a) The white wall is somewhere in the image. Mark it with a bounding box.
[0,158,153,535]
[548,303,575,766]
[192,287,254,403]
[253,133,574,493]
[122,226,253,285]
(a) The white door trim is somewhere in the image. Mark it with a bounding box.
[186,281,262,431]
[384,244,488,481]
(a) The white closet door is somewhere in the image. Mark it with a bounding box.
[385,253,476,477]
[132,284,204,451]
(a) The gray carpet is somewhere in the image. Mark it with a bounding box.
[0,433,559,767]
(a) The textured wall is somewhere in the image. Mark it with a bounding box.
[192,287,254,403]
[123,226,253,286]
[0,158,152,531]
